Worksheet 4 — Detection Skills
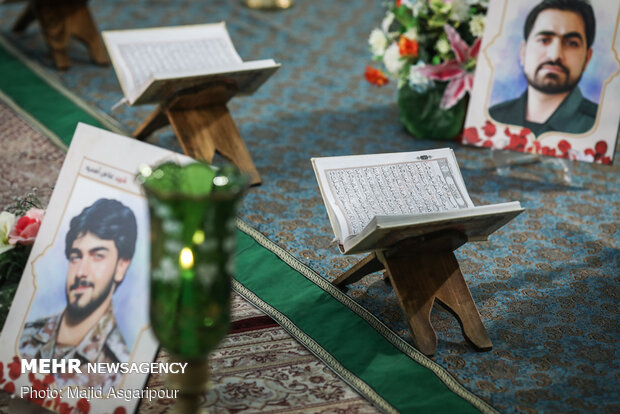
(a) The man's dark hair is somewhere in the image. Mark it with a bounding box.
[65,198,137,260]
[524,0,596,48]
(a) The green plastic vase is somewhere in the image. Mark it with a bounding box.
[397,82,468,140]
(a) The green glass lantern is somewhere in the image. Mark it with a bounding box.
[141,162,249,412]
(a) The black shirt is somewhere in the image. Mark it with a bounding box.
[489,87,598,136]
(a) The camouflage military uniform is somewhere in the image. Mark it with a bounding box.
[19,307,130,392]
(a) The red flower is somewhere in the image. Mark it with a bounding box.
[114,407,127,414]
[398,36,419,58]
[59,402,72,414]
[77,398,90,413]
[482,121,496,137]
[482,140,494,148]
[527,141,542,154]
[507,134,527,151]
[8,208,44,246]
[396,0,402,7]
[584,140,610,163]
[364,66,389,86]
[519,128,532,137]
[8,357,21,380]
[541,147,556,156]
[3,382,15,393]
[463,127,481,144]
[557,139,571,154]
[595,140,607,155]
[43,374,55,386]
[28,377,47,405]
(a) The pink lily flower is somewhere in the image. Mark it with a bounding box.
[418,24,481,109]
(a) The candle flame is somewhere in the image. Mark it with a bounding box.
[179,247,194,269]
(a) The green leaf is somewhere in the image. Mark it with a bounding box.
[429,0,451,15]
[0,246,30,330]
[393,5,416,29]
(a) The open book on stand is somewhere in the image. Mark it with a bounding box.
[103,22,280,106]
[312,149,524,255]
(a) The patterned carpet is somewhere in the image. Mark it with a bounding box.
[140,294,377,414]
[0,0,618,412]
[0,98,64,209]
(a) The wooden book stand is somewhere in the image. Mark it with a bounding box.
[11,0,109,70]
[133,83,262,186]
[333,230,492,356]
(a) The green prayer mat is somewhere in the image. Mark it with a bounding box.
[234,222,493,413]
[0,36,495,413]
[0,37,124,148]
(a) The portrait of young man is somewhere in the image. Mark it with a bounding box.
[489,0,597,136]
[18,198,138,391]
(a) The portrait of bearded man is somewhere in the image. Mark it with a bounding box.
[489,0,598,136]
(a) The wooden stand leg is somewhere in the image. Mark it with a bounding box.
[133,106,170,141]
[12,0,109,70]
[34,2,72,69]
[376,250,491,356]
[434,253,492,352]
[166,105,262,186]
[333,253,382,287]
[11,2,36,33]
[65,3,109,66]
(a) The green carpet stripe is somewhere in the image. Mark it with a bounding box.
[234,230,480,414]
[0,40,105,146]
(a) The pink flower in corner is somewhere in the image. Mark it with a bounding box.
[8,208,44,246]
[418,24,481,109]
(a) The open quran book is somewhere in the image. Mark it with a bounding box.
[312,149,524,254]
[103,22,280,106]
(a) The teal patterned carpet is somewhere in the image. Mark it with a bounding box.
[0,1,618,412]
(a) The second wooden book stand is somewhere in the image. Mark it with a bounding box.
[333,230,492,356]
[12,0,109,70]
[133,83,261,185]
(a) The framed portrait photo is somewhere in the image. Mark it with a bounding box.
[0,124,188,414]
[464,0,620,164]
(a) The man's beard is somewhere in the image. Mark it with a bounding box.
[526,61,583,94]
[66,271,116,320]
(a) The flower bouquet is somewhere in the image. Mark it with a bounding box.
[0,190,45,329]
[365,0,488,140]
